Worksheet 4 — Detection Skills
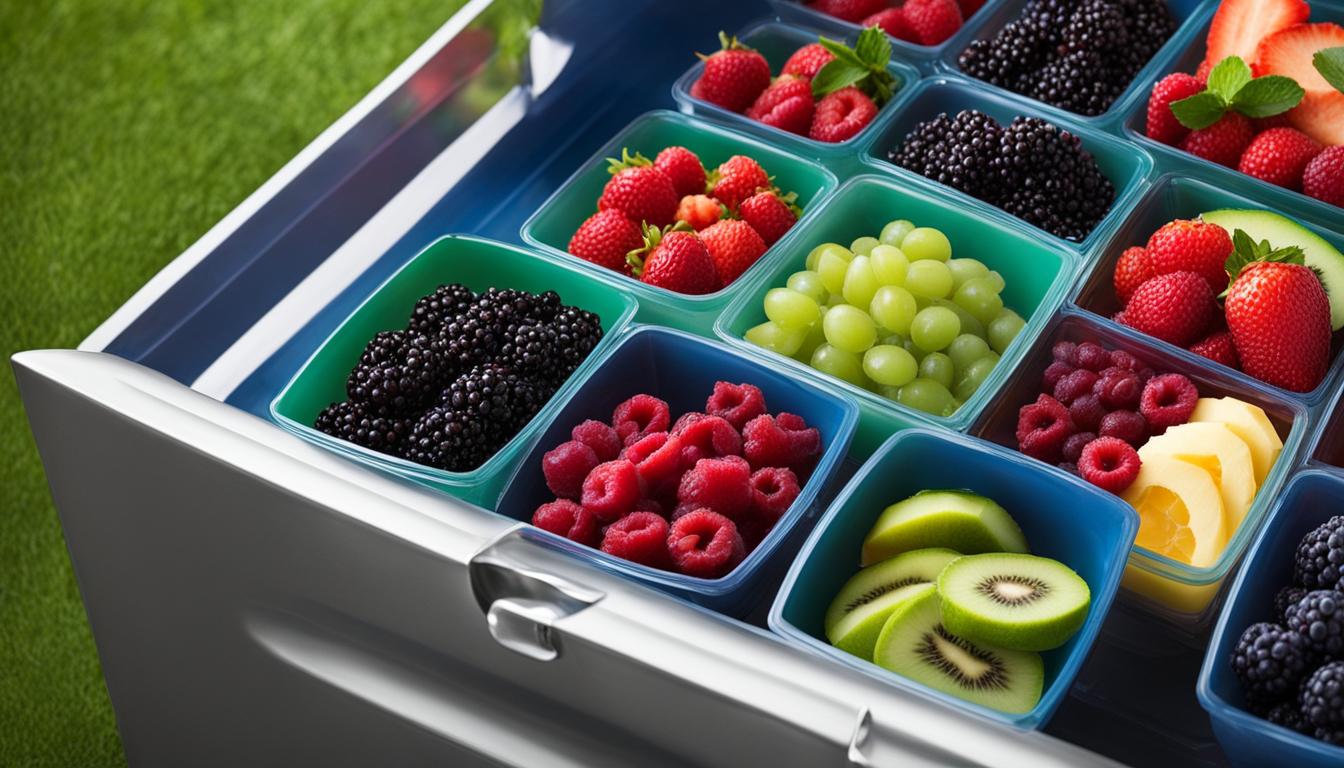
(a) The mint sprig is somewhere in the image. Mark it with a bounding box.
[1315,47,1344,95]
[812,27,896,106]
[1171,56,1305,130]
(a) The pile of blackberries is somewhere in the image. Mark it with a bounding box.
[888,110,1115,241]
[314,284,603,472]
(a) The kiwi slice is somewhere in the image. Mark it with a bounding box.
[874,588,1044,715]
[824,548,962,659]
[936,553,1091,652]
[861,490,1028,566]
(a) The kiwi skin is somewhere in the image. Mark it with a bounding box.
[936,553,1091,652]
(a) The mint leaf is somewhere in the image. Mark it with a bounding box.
[854,26,891,69]
[1315,47,1344,95]
[1232,75,1305,117]
[811,33,897,105]
[818,36,866,70]
[1209,56,1252,101]
[1171,92,1228,130]
[811,60,868,98]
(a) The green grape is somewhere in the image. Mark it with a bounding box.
[988,309,1026,355]
[910,306,960,352]
[953,276,1004,326]
[953,355,999,402]
[947,333,993,372]
[870,245,909,286]
[795,314,828,361]
[947,258,990,289]
[985,270,1006,293]
[764,288,821,331]
[850,236,880,257]
[745,321,806,356]
[919,352,955,389]
[869,285,917,336]
[822,304,877,353]
[843,256,880,308]
[897,378,959,417]
[786,270,828,303]
[906,260,954,299]
[934,299,985,340]
[811,343,868,387]
[826,292,848,307]
[863,344,918,387]
[879,219,916,246]
[817,251,850,294]
[902,227,952,262]
[902,337,927,362]
[875,384,903,401]
[881,333,906,347]
[806,242,852,271]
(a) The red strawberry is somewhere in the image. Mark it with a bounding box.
[598,163,678,228]
[806,0,888,22]
[809,86,878,142]
[1179,112,1254,168]
[693,33,771,113]
[1238,128,1323,191]
[711,155,771,211]
[902,0,963,45]
[701,219,767,286]
[781,43,835,79]
[1303,146,1344,207]
[1114,246,1156,304]
[1252,23,1344,95]
[1289,90,1344,147]
[863,8,918,42]
[654,146,707,198]
[1225,240,1332,392]
[1119,271,1216,347]
[1145,73,1205,146]
[568,210,643,275]
[747,76,816,136]
[675,194,725,231]
[1200,0,1308,75]
[1145,219,1234,293]
[628,224,721,295]
[739,190,798,246]
[1188,331,1240,369]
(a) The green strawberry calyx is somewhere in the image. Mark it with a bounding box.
[1171,56,1305,130]
[605,148,652,175]
[696,31,757,62]
[627,221,692,276]
[812,27,896,106]
[1221,228,1307,298]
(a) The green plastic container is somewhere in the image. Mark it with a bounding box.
[270,235,638,507]
[521,110,838,334]
[715,174,1076,457]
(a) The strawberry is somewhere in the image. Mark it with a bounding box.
[863,8,918,42]
[1237,127,1323,190]
[902,0,963,46]
[675,194,725,231]
[1179,112,1254,167]
[1224,232,1332,392]
[628,224,721,295]
[1253,114,1293,132]
[747,76,816,136]
[1119,271,1216,347]
[1188,330,1240,369]
[1303,146,1344,207]
[1252,23,1344,95]
[1145,219,1234,293]
[653,146,707,198]
[701,219,767,286]
[1289,90,1344,146]
[809,86,878,142]
[1113,246,1156,304]
[739,190,798,246]
[598,156,679,228]
[693,33,771,113]
[806,0,887,22]
[710,155,771,211]
[781,43,835,80]
[1145,73,1205,146]
[568,210,643,276]
[1200,0,1308,76]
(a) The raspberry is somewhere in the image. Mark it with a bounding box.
[675,414,743,467]
[1095,368,1143,410]
[1232,622,1315,708]
[1068,394,1107,433]
[624,432,684,494]
[633,497,665,516]
[532,499,600,547]
[1015,394,1075,463]
[749,466,801,526]
[1053,369,1100,405]
[677,455,753,521]
[1295,517,1344,591]
[571,419,622,461]
[1284,590,1344,660]
[612,394,671,445]
[601,511,670,568]
[1276,586,1310,622]
[1042,360,1075,391]
[1099,409,1147,446]
[542,440,600,500]
[1074,342,1111,372]
[1300,661,1344,730]
[580,459,641,522]
[1052,341,1078,363]
[1078,436,1141,493]
[742,413,821,472]
[1062,431,1097,464]
[705,381,768,430]
[668,510,746,579]
[1109,350,1141,372]
[1139,373,1198,432]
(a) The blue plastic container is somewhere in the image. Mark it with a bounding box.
[1198,470,1344,768]
[768,0,1005,65]
[495,325,860,615]
[769,428,1139,729]
[1307,378,1344,471]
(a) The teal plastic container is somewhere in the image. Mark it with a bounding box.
[715,174,1076,456]
[270,235,638,507]
[770,428,1139,729]
[521,110,838,334]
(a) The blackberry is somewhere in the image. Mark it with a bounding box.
[888,112,954,171]
[1294,516,1344,591]
[345,331,447,414]
[1267,700,1312,735]
[1316,725,1344,746]
[1301,661,1344,730]
[1277,586,1310,621]
[407,283,475,335]
[1285,591,1344,660]
[403,405,492,472]
[443,363,544,440]
[1231,622,1315,708]
[314,400,413,455]
[992,117,1114,241]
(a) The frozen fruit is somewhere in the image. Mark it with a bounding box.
[653,146,707,198]
[781,42,834,79]
[1053,369,1100,405]
[1230,621,1314,708]
[810,86,878,143]
[902,0,962,46]
[627,224,720,295]
[1120,271,1215,347]
[625,432,684,494]
[1016,394,1075,463]
[1180,113,1255,168]
[581,459,641,522]
[675,194,724,231]
[1189,397,1282,486]
[1145,219,1234,294]
[571,419,621,461]
[1284,590,1344,660]
[1140,421,1256,529]
[1095,368,1143,410]
[601,511,670,568]
[824,549,960,659]
[1294,516,1344,592]
[1188,331,1240,369]
[806,0,887,22]
[1124,454,1226,566]
[747,75,815,136]
[1114,246,1157,304]
[937,552,1091,651]
[1139,373,1198,432]
[742,412,821,471]
[863,8,918,42]
[1062,431,1097,464]
[700,219,767,286]
[1238,128,1323,191]
[1301,661,1344,730]
[667,509,746,578]
[1099,409,1147,447]
[1078,436,1142,493]
[676,414,743,467]
[861,490,1028,565]
[693,33,772,113]
[598,155,679,228]
[748,466,800,525]
[542,440,600,500]
[677,455,753,520]
[1303,146,1344,207]
[1146,73,1206,146]
[738,190,798,246]
[612,393,672,445]
[1068,395,1107,433]
[568,210,642,275]
[532,499,601,547]
[705,380,767,430]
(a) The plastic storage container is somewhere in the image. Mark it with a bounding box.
[1308,378,1344,470]
[495,325,860,615]
[270,235,638,507]
[972,309,1309,630]
[521,110,839,334]
[768,0,1001,65]
[1198,469,1344,768]
[716,173,1075,453]
[770,428,1139,729]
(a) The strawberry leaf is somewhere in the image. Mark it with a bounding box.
[1224,228,1305,291]
[1208,56,1252,102]
[1232,75,1305,117]
[1171,92,1228,130]
[1315,47,1344,95]
[605,148,651,174]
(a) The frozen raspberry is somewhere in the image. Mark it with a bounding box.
[1099,409,1147,446]
[1139,373,1198,432]
[571,419,621,461]
[1042,360,1075,391]
[625,432,684,494]
[1109,350,1141,372]
[1052,341,1078,363]
[705,381,768,430]
[675,414,743,467]
[1062,431,1097,463]
[1068,394,1107,433]
[1075,342,1111,372]
[532,499,600,546]
[1095,368,1143,410]
[612,394,671,444]
[1053,369,1100,405]
[749,466,801,525]
[742,413,821,471]
[1015,394,1075,463]
[601,511,670,568]
[1078,436,1142,493]
[542,440,599,500]
[677,455,753,520]
[668,509,746,579]
[580,459,641,522]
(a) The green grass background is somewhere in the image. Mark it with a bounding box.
[0,2,461,763]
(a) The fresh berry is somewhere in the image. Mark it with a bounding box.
[711,155,771,211]
[633,497,665,516]
[407,283,476,336]
[572,419,621,461]
[1300,661,1344,730]
[1238,128,1323,191]
[1146,73,1206,146]
[612,393,671,444]
[677,455,753,520]
[1075,342,1111,373]
[1120,271,1215,347]
[1054,369,1100,405]
[1057,461,1079,476]
[1139,373,1198,432]
[314,401,413,454]
[1284,590,1344,660]
[676,414,743,467]
[781,43,835,79]
[676,194,725,231]
[1109,350,1142,372]
[1254,114,1295,132]
[809,86,878,143]
[581,459,641,522]
[1052,341,1078,363]
[654,146,707,198]
[742,412,821,471]
[667,509,746,578]
[1062,431,1097,464]
[532,499,601,547]
[863,8,918,42]
[1277,586,1310,622]
[1317,724,1344,745]
[1225,254,1332,393]
[625,432,685,494]
[1267,701,1313,735]
[693,33,772,113]
[1099,409,1147,447]
[1095,368,1143,410]
[1016,394,1075,463]
[601,511,671,568]
[1078,436,1142,493]
[700,219,767,286]
[1179,112,1255,168]
[1303,146,1344,208]
[1114,246,1157,303]
[1069,394,1108,433]
[628,225,721,295]
[568,210,642,275]
[749,466,801,525]
[738,190,798,246]
[1200,0,1309,76]
[902,0,963,46]
[599,162,679,228]
[1231,621,1315,707]
[345,330,446,414]
[806,0,887,22]
[1043,360,1075,391]
[542,440,599,500]
[706,381,769,430]
[1145,219,1234,294]
[1188,330,1240,369]
[747,75,816,135]
[1294,517,1344,592]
